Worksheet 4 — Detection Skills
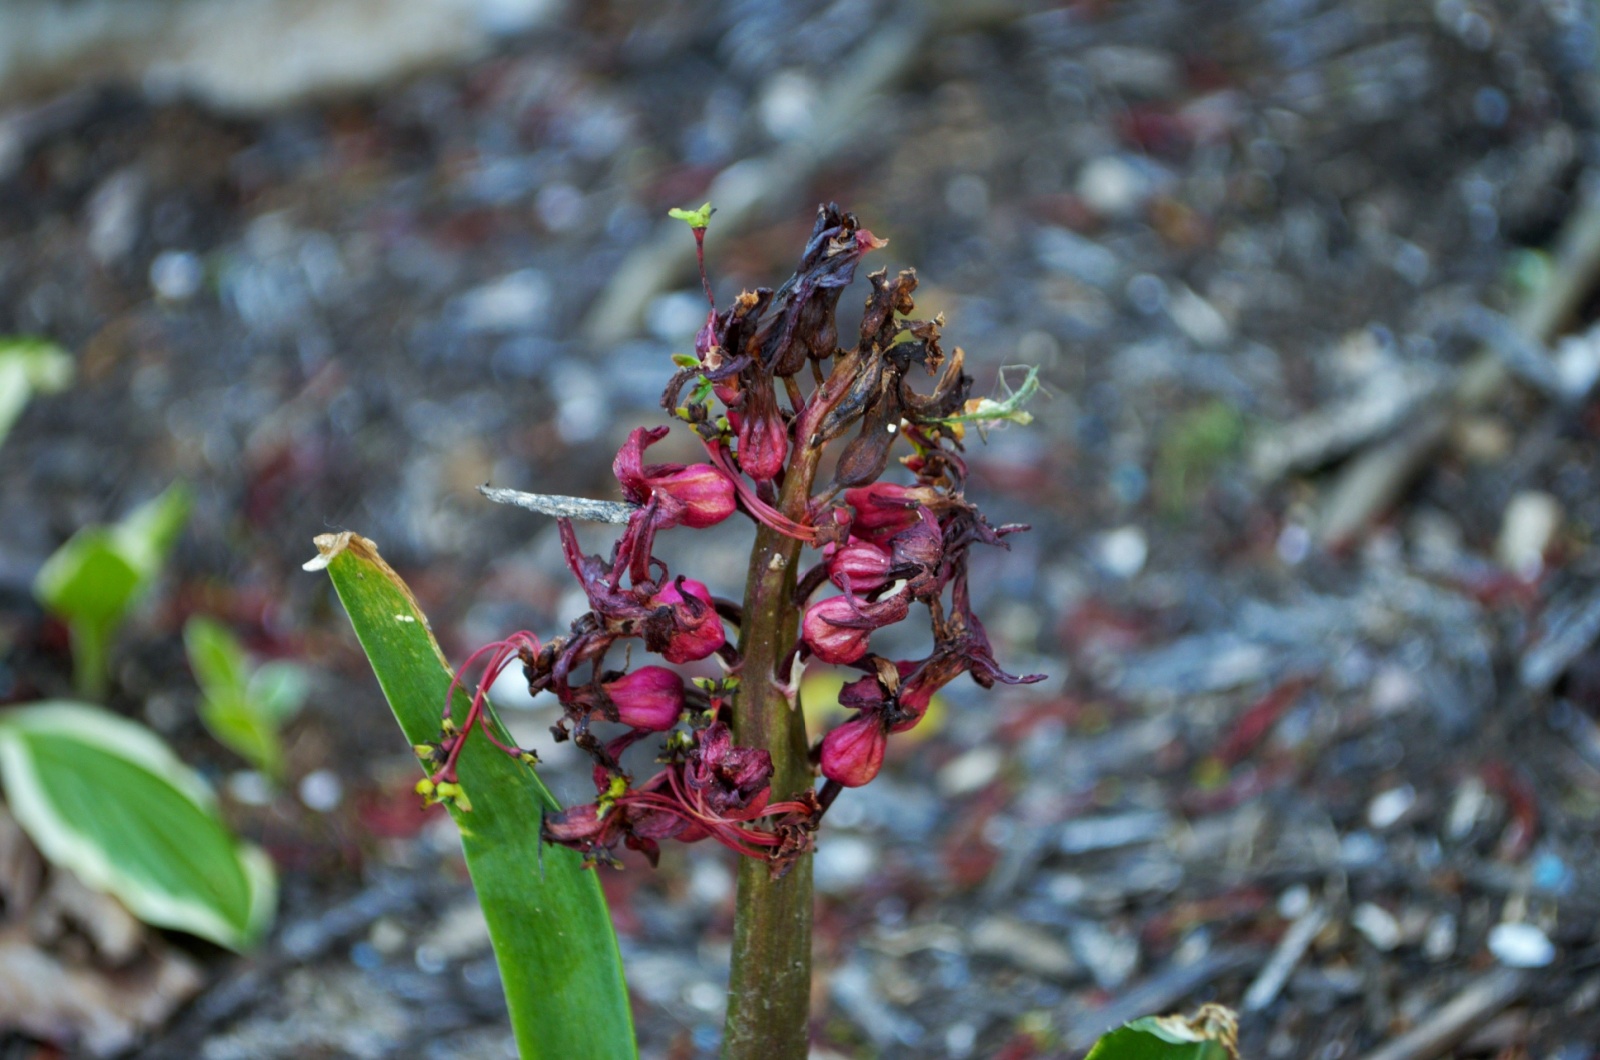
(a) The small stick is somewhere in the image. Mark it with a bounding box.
[1317,183,1600,545]
[478,486,638,524]
[1361,967,1530,1060]
[1242,902,1328,1012]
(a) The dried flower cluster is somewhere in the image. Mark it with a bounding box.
[417,204,1041,874]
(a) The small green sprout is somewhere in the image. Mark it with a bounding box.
[0,337,74,450]
[184,615,308,781]
[668,201,714,229]
[33,482,192,700]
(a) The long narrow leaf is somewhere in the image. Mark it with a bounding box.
[308,532,636,1060]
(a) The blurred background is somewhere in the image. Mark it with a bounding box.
[4,0,1600,1056]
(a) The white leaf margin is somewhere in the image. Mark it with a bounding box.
[0,700,277,951]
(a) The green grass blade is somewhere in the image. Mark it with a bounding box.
[308,532,636,1060]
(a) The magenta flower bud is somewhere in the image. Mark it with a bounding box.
[844,483,927,544]
[603,666,685,731]
[651,464,737,528]
[826,540,893,593]
[614,426,736,529]
[802,596,872,664]
[649,578,726,663]
[801,593,910,665]
[819,714,887,787]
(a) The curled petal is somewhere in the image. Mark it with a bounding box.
[613,426,672,505]
[541,802,623,863]
[819,714,887,787]
[844,483,931,544]
[613,426,734,529]
[647,578,726,663]
[890,508,943,573]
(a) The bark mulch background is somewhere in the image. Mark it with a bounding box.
[3,1,1600,1057]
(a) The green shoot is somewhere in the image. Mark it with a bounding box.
[0,337,73,450]
[185,616,308,781]
[33,483,192,700]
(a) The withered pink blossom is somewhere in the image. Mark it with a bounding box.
[735,380,789,482]
[825,539,893,594]
[542,722,815,867]
[614,426,735,529]
[801,591,911,665]
[843,482,929,544]
[647,577,725,663]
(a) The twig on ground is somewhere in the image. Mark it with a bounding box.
[1242,902,1329,1012]
[579,0,1023,345]
[1315,180,1600,545]
[1063,948,1261,1051]
[1360,967,1531,1060]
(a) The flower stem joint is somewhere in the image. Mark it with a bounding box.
[433,202,1041,871]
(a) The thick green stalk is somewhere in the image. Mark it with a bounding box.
[71,620,110,702]
[722,451,823,1059]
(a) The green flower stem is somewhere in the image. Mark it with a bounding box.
[722,444,824,1060]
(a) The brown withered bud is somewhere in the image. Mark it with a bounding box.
[753,204,885,377]
[832,401,901,488]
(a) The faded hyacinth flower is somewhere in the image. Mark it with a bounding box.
[418,202,1042,873]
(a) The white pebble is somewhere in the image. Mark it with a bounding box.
[687,856,733,907]
[1496,491,1562,582]
[1367,784,1416,829]
[150,250,204,302]
[226,770,275,806]
[937,745,1003,797]
[813,834,877,895]
[1094,525,1148,579]
[1488,922,1555,968]
[1351,902,1401,951]
[298,768,344,812]
[1423,912,1456,961]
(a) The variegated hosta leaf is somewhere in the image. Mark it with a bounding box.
[0,701,275,951]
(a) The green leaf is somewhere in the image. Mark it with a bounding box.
[308,531,637,1060]
[1084,1006,1239,1060]
[114,482,193,579]
[248,661,309,724]
[33,482,192,699]
[185,616,301,779]
[0,701,276,951]
[667,201,714,228]
[671,352,700,369]
[0,337,73,450]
